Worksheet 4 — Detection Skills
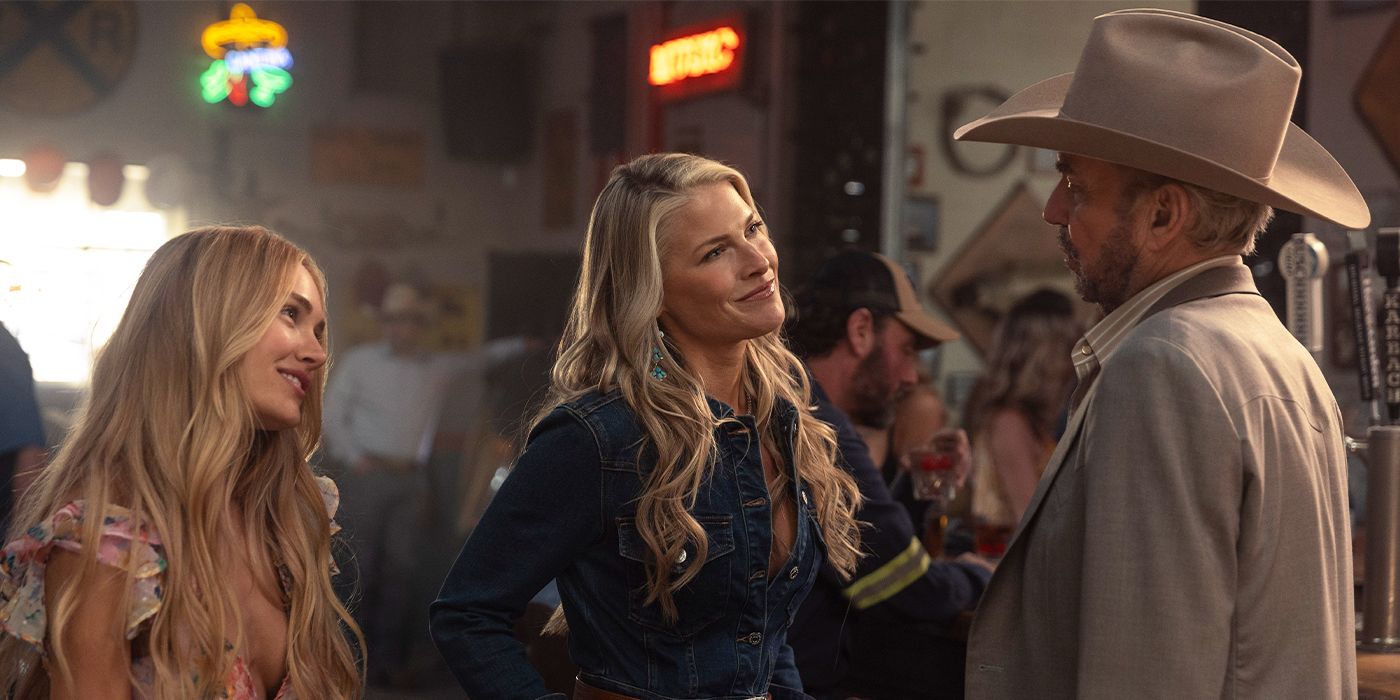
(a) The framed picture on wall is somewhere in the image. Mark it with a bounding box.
[1356,16,1400,181]
[904,196,940,252]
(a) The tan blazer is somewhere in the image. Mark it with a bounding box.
[966,265,1357,699]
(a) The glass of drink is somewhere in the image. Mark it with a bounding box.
[906,447,958,509]
[974,520,1013,558]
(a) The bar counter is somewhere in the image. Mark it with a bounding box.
[1361,652,1400,699]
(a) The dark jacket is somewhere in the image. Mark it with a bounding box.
[431,389,824,700]
[789,379,989,695]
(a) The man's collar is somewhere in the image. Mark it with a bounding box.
[1076,255,1242,372]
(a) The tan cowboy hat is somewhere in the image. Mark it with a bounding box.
[954,8,1370,230]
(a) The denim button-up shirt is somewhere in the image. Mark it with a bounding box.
[430,390,823,700]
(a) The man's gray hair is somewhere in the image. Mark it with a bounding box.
[1120,170,1275,256]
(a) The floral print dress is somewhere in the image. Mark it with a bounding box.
[0,476,342,699]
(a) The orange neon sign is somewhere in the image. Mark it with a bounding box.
[649,26,742,87]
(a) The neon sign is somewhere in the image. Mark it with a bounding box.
[199,4,292,108]
[649,27,740,86]
[649,19,746,102]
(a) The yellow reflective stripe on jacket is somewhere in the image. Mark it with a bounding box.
[841,537,931,610]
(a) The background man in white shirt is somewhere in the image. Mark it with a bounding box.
[324,283,525,687]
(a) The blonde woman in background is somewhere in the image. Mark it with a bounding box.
[964,289,1081,547]
[430,153,862,700]
[0,227,361,699]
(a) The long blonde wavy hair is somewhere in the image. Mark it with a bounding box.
[0,227,362,698]
[965,288,1082,441]
[545,153,862,623]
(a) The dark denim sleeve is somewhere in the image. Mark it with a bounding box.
[813,396,988,623]
[769,641,814,700]
[430,407,603,699]
[0,326,44,454]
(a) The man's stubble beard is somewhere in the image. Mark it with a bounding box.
[1057,220,1141,315]
[849,340,901,429]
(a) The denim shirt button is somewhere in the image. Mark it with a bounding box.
[788,566,799,580]
[677,549,687,564]
[742,632,762,645]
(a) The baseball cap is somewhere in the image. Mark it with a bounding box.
[802,250,959,348]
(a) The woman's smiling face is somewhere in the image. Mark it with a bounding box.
[239,265,327,431]
[657,182,783,356]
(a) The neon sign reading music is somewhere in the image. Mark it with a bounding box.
[649,26,741,87]
[199,4,292,108]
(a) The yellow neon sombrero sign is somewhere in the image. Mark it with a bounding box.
[198,4,292,108]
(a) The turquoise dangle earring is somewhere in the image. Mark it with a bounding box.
[650,330,668,380]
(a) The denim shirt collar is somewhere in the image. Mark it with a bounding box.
[704,393,800,427]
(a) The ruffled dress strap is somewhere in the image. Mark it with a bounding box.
[314,474,341,536]
[0,501,166,647]
[314,475,344,582]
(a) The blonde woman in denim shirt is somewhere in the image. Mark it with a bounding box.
[431,153,862,700]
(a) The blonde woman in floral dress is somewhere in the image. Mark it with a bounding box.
[0,226,361,699]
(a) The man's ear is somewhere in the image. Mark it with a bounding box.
[1144,182,1191,252]
[845,308,877,358]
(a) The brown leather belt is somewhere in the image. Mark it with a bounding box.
[573,679,640,700]
[573,677,771,700]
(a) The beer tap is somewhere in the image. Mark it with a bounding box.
[1279,232,1328,355]
[1362,228,1400,652]
[1347,230,1381,425]
[1377,229,1400,425]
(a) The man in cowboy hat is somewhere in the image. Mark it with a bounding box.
[954,9,1365,699]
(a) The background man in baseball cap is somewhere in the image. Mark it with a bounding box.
[786,250,989,699]
[954,9,1365,698]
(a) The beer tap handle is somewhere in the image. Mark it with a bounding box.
[1346,230,1381,424]
[1278,232,1328,355]
[1377,229,1400,424]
